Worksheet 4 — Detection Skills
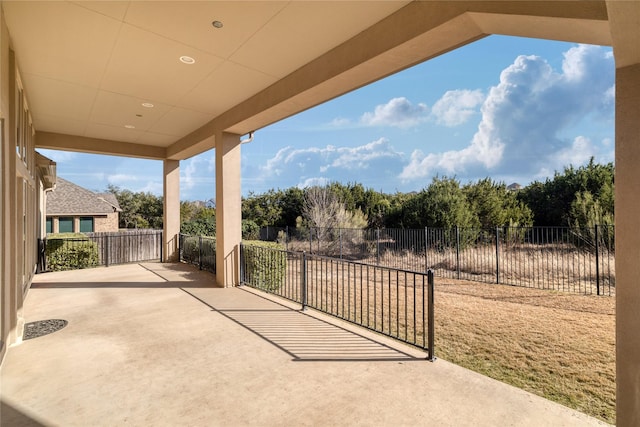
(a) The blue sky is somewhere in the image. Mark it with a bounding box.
[39,35,615,201]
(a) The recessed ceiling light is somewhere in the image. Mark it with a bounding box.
[141,102,154,108]
[124,124,136,129]
[212,20,223,29]
[179,55,196,64]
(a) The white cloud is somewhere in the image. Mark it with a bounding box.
[107,174,138,184]
[330,117,351,127]
[399,44,614,182]
[298,177,329,188]
[360,97,428,128]
[329,138,404,170]
[431,89,484,127]
[262,146,294,177]
[182,158,200,190]
[262,138,402,175]
[399,136,504,181]
[598,138,615,164]
[63,172,106,181]
[253,138,405,190]
[138,181,163,195]
[181,156,213,189]
[553,136,598,170]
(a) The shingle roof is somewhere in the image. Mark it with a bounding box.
[507,183,522,191]
[47,178,122,215]
[96,193,122,212]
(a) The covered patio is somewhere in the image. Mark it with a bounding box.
[1,2,639,424]
[1,263,606,426]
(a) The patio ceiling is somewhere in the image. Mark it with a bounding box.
[3,1,612,161]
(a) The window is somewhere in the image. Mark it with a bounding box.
[46,218,52,234]
[79,217,94,233]
[58,217,73,233]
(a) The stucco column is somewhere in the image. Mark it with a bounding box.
[616,63,640,427]
[163,159,180,262]
[3,48,18,348]
[215,132,241,287]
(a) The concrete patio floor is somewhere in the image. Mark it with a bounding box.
[1,262,608,427]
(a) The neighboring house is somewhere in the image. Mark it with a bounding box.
[46,178,122,234]
[507,183,522,192]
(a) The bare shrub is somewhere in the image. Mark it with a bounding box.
[300,186,368,257]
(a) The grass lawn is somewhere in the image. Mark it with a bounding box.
[434,279,615,424]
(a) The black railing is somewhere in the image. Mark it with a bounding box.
[179,234,216,274]
[40,230,163,272]
[240,243,435,359]
[259,225,615,296]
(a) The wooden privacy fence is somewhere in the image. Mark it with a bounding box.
[86,230,163,266]
[41,230,163,272]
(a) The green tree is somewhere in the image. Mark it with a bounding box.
[393,177,479,229]
[568,190,615,249]
[242,219,260,240]
[241,190,284,227]
[279,187,304,226]
[180,217,216,237]
[138,192,163,229]
[180,200,216,236]
[107,185,163,229]
[569,191,614,230]
[241,183,393,228]
[329,182,391,227]
[384,192,415,228]
[518,158,614,226]
[464,178,533,228]
[180,200,197,223]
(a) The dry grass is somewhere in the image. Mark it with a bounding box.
[435,279,615,424]
[285,236,616,296]
[361,245,614,296]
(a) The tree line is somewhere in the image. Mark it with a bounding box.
[242,158,614,231]
[106,158,614,235]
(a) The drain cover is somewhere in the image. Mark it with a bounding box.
[23,319,68,340]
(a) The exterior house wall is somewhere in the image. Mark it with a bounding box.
[95,212,118,232]
[0,7,40,361]
[48,213,119,234]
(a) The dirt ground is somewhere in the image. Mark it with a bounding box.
[434,278,615,424]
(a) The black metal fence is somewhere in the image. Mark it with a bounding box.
[259,225,615,296]
[239,243,435,359]
[40,230,163,272]
[179,234,216,274]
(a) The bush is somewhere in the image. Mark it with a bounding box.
[181,235,199,264]
[242,219,260,240]
[46,233,99,271]
[180,235,216,271]
[199,237,216,271]
[181,217,216,237]
[241,241,287,292]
